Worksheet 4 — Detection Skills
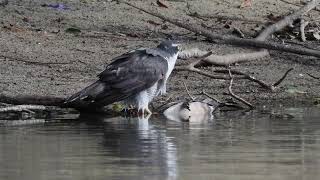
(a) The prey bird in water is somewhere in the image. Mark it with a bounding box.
[65,40,180,115]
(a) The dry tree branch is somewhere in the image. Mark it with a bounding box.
[121,0,320,58]
[182,81,195,101]
[0,94,64,106]
[272,68,294,87]
[228,70,254,109]
[200,91,221,104]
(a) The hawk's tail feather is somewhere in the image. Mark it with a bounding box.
[64,80,106,105]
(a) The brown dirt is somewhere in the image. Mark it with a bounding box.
[0,0,319,109]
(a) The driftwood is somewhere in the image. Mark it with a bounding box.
[0,94,64,106]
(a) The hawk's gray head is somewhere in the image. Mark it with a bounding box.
[146,40,180,61]
[156,40,180,55]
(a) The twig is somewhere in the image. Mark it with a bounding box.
[307,73,320,79]
[300,19,309,42]
[200,91,221,104]
[182,81,195,101]
[120,0,320,58]
[228,70,254,109]
[232,27,245,38]
[200,91,246,110]
[272,68,294,87]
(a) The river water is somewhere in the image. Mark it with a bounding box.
[0,107,319,180]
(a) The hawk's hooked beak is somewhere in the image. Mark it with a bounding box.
[172,42,181,51]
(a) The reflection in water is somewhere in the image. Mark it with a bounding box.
[100,115,178,180]
[0,107,319,180]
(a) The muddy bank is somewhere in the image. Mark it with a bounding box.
[0,0,319,109]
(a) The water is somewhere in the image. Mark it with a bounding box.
[0,107,319,180]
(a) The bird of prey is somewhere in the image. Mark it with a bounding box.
[65,40,180,115]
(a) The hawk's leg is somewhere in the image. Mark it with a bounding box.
[136,90,153,116]
[138,107,152,117]
[158,79,167,95]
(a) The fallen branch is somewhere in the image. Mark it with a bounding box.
[121,0,320,58]
[228,70,254,109]
[0,94,64,106]
[0,94,116,113]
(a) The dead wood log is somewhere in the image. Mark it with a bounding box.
[0,94,119,114]
[0,94,65,106]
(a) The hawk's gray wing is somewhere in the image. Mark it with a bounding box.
[65,50,168,108]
